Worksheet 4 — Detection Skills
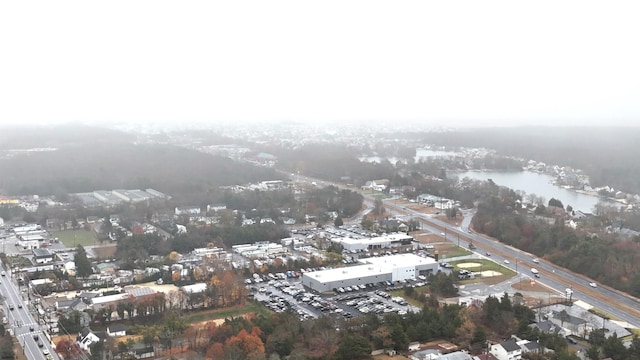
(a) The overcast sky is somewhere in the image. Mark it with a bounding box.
[1,1,639,128]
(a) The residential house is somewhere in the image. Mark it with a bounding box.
[77,327,105,351]
[490,339,522,360]
[133,345,155,359]
[440,351,473,360]
[410,349,439,360]
[529,320,559,334]
[378,218,409,232]
[362,179,389,192]
[473,354,499,360]
[549,310,588,335]
[107,323,126,337]
[434,199,455,210]
[55,298,88,313]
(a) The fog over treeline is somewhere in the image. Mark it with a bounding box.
[0,125,280,198]
[2,124,640,197]
[408,126,640,194]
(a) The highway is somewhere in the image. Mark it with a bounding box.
[1,268,58,360]
[387,200,640,328]
[289,171,640,327]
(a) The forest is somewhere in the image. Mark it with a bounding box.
[471,190,640,297]
[139,290,639,360]
[0,126,281,198]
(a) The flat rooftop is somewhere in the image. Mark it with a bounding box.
[360,253,437,267]
[336,233,413,246]
[305,254,436,283]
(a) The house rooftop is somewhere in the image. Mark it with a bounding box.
[124,286,156,298]
[500,339,520,352]
[108,323,126,333]
[33,248,54,257]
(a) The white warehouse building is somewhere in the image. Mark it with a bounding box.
[331,233,415,252]
[302,253,438,293]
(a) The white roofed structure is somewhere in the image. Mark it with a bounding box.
[331,233,415,252]
[302,253,437,292]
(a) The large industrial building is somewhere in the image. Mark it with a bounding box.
[331,233,416,252]
[302,253,438,293]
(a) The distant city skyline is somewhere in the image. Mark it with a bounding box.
[1,1,639,128]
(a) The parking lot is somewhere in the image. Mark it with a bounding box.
[248,271,422,321]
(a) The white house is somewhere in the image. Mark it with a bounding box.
[107,324,126,337]
[490,339,522,360]
[77,327,103,351]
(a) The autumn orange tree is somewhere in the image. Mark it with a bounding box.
[56,339,82,359]
[206,326,265,360]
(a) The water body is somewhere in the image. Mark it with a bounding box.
[455,171,619,213]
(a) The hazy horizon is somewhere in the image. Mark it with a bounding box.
[1,1,639,128]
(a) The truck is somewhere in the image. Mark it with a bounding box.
[531,268,540,277]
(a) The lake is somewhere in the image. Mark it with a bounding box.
[455,170,618,213]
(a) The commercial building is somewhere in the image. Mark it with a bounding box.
[302,253,438,293]
[331,233,415,252]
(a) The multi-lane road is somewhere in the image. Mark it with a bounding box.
[387,200,640,328]
[1,268,58,360]
[284,172,640,327]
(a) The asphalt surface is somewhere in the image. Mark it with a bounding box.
[387,200,640,328]
[1,268,59,360]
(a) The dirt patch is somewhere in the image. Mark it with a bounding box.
[411,231,443,244]
[481,274,514,285]
[457,262,482,269]
[479,270,502,277]
[511,279,555,293]
[373,355,410,360]
[92,244,117,259]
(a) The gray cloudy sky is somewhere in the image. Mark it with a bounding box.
[1,1,639,127]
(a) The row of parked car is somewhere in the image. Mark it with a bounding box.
[333,289,412,315]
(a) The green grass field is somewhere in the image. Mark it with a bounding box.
[51,229,98,247]
[449,258,516,276]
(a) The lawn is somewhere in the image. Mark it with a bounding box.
[389,289,427,308]
[449,258,515,275]
[51,229,98,247]
[435,243,473,259]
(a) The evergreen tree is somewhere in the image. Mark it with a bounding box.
[74,245,93,278]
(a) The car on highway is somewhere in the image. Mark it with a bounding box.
[503,259,510,264]
[589,282,598,288]
[17,303,22,309]
[532,258,540,263]
[8,304,13,310]
[1,271,5,276]
[485,252,491,256]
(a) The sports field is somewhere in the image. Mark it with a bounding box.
[51,229,98,247]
